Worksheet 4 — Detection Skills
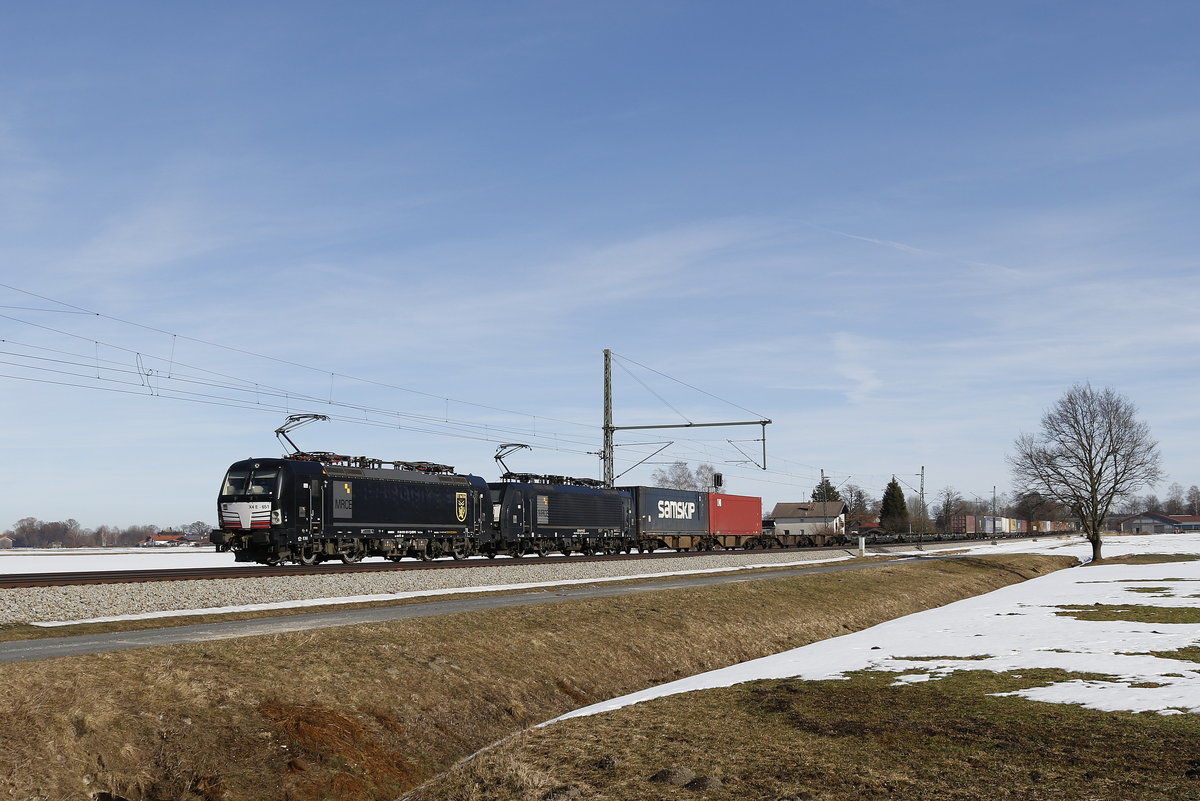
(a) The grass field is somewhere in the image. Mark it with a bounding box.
[0,554,1070,801]
[407,670,1199,801]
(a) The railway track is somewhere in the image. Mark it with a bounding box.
[0,547,829,589]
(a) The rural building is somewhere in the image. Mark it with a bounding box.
[1117,512,1183,534]
[1170,515,1200,532]
[139,534,187,547]
[768,501,849,539]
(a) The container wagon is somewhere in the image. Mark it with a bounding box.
[621,486,710,551]
[707,493,765,549]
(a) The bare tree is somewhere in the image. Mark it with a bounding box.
[1164,482,1186,514]
[693,464,723,493]
[1009,383,1162,561]
[1011,489,1060,532]
[650,461,721,491]
[841,483,875,515]
[933,486,964,533]
[906,493,930,533]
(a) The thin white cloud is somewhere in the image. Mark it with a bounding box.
[60,198,232,280]
[802,221,1025,282]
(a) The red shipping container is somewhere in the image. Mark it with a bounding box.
[708,493,763,536]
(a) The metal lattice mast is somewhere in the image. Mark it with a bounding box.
[603,349,615,486]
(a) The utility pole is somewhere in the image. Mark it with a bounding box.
[603,349,614,486]
[920,465,926,533]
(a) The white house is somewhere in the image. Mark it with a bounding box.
[768,501,849,539]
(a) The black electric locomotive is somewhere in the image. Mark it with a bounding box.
[489,473,633,557]
[211,453,494,564]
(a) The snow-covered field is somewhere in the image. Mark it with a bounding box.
[552,533,1200,720]
[0,546,249,574]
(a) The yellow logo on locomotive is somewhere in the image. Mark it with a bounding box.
[455,492,468,522]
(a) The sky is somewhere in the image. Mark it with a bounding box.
[2,1,1199,529]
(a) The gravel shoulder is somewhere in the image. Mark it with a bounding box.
[1,547,878,625]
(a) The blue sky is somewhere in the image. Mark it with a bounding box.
[2,1,1199,528]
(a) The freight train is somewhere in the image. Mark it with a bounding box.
[211,418,1042,565]
[210,448,783,565]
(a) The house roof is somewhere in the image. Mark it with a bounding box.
[768,501,849,520]
[1117,512,1180,526]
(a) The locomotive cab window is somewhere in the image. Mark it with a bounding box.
[222,469,280,497]
[222,470,250,496]
[248,470,280,496]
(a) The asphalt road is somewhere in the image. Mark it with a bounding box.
[0,557,918,664]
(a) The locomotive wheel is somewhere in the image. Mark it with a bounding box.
[297,548,320,566]
[560,547,572,556]
[339,551,363,564]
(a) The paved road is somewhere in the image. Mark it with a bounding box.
[0,557,920,664]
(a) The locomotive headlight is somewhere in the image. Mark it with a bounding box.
[271,509,282,525]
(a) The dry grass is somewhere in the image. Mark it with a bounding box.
[0,554,1071,801]
[1089,553,1200,566]
[1055,604,1200,624]
[1126,646,1200,665]
[407,670,1200,801]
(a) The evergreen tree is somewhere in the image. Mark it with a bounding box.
[811,476,843,503]
[880,478,909,534]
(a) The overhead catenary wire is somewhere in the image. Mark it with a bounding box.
[0,284,598,431]
[609,350,769,420]
[1,301,703,468]
[0,283,880,490]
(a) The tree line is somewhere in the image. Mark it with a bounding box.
[2,518,213,548]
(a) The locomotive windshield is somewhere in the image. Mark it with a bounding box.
[221,468,280,497]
